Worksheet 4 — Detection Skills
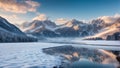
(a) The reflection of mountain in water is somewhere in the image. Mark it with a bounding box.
[69,60,115,68]
[43,45,119,68]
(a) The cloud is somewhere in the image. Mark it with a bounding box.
[0,0,40,13]
[98,14,120,23]
[55,18,68,25]
[32,14,48,21]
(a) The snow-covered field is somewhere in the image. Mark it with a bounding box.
[0,43,62,68]
[0,41,120,68]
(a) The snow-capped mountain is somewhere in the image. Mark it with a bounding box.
[21,20,59,37]
[85,18,120,40]
[64,19,84,27]
[23,20,56,32]
[23,19,94,37]
[0,16,37,42]
[21,16,120,39]
[90,18,117,31]
[54,19,90,37]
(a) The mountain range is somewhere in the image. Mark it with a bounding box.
[21,19,101,37]
[21,17,120,40]
[0,15,119,42]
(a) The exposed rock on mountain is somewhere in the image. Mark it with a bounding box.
[85,18,120,40]
[106,32,120,40]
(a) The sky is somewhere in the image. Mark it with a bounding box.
[0,0,120,25]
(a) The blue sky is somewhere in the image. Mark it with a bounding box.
[36,0,120,20]
[0,0,120,24]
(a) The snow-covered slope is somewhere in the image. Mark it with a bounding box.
[85,18,120,40]
[0,16,37,42]
[0,16,24,35]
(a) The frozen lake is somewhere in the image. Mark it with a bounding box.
[0,42,63,68]
[0,40,120,68]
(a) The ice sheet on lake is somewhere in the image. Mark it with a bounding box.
[0,41,119,68]
[0,43,62,68]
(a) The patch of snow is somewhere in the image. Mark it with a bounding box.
[93,28,118,38]
[44,24,55,31]
[30,26,43,32]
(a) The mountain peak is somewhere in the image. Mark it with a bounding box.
[64,19,84,27]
